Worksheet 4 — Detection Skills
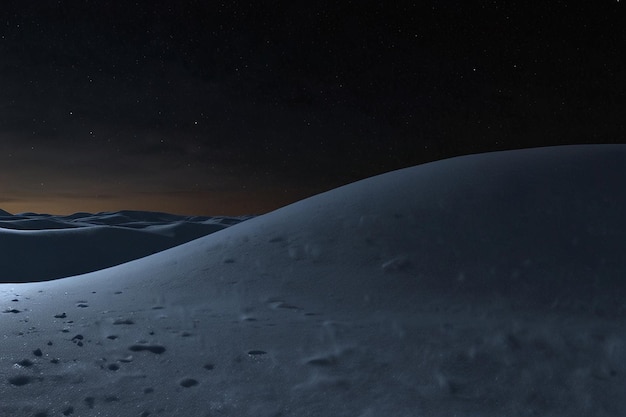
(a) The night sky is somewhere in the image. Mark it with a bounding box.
[1,1,624,215]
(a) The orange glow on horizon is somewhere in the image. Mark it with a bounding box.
[0,186,327,217]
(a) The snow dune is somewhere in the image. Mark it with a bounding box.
[1,145,625,416]
[0,211,249,282]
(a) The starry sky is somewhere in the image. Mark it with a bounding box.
[1,1,624,215]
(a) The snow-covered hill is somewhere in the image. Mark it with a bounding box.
[0,211,249,282]
[1,145,624,416]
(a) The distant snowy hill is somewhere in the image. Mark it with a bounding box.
[0,210,250,282]
[0,145,624,416]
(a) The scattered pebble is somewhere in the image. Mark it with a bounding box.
[307,356,338,367]
[179,378,199,388]
[16,359,34,367]
[8,375,32,386]
[71,335,84,347]
[275,302,300,310]
[129,344,166,354]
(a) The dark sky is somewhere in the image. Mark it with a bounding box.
[0,1,624,215]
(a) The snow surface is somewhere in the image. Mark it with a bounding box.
[1,145,625,416]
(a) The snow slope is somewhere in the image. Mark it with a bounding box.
[1,145,625,416]
[0,211,249,282]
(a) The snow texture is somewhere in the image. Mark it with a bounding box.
[0,144,625,416]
